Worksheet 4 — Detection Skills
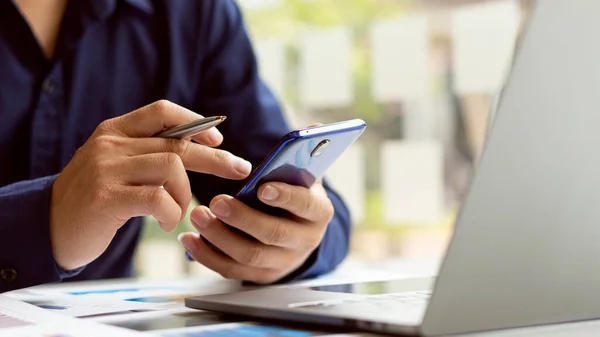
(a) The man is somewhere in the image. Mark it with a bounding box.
[0,0,351,293]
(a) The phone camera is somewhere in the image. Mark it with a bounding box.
[310,139,331,157]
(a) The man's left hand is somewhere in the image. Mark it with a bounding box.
[178,181,334,284]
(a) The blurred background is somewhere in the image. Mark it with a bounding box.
[135,0,533,279]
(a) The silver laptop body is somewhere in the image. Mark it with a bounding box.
[186,1,600,335]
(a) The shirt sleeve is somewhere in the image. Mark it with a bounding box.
[188,0,352,280]
[0,175,84,293]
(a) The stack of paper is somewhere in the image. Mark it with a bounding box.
[0,295,149,336]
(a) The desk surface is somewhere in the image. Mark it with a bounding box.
[5,258,600,337]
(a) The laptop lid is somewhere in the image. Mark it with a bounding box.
[422,0,600,335]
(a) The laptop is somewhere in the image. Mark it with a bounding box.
[186,1,600,335]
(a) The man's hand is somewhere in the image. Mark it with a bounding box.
[179,180,335,284]
[50,100,252,271]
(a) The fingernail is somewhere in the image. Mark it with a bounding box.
[235,159,252,175]
[211,199,230,217]
[261,185,279,201]
[191,208,211,230]
[178,233,191,249]
[177,233,187,250]
[178,233,196,261]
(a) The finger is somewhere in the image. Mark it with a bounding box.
[257,182,333,222]
[103,100,222,144]
[190,130,223,147]
[119,137,252,179]
[190,128,223,147]
[110,185,181,232]
[190,206,292,269]
[177,232,281,284]
[115,153,192,221]
[209,195,315,249]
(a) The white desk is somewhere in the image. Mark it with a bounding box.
[4,258,600,337]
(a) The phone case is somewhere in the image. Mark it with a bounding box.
[234,119,366,216]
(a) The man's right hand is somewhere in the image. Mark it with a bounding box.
[49,100,252,271]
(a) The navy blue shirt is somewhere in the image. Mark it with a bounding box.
[0,0,351,293]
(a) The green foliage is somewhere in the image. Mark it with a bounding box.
[141,217,192,241]
[141,200,198,241]
[245,0,406,37]
[243,0,407,124]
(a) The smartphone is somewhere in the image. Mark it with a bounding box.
[234,119,367,216]
[201,119,366,254]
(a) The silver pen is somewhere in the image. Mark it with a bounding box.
[153,116,226,138]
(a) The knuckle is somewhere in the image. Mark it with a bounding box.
[148,188,167,212]
[323,200,335,221]
[185,181,193,197]
[242,246,264,267]
[236,211,252,230]
[307,234,323,251]
[91,135,119,152]
[278,188,292,206]
[153,99,174,113]
[264,221,287,246]
[300,195,313,214]
[166,139,190,157]
[325,201,335,222]
[213,149,232,164]
[182,185,193,203]
[162,152,183,170]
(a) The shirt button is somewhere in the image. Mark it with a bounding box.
[0,268,17,283]
[42,79,54,94]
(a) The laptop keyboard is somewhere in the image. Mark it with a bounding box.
[348,290,432,311]
[288,290,432,310]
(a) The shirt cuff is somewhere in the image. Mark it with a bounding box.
[0,175,76,292]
